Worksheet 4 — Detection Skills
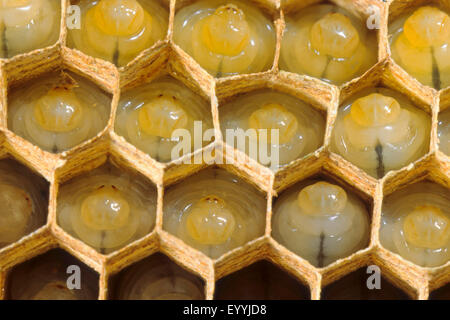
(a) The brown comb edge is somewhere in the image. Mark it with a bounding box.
[0,0,447,301]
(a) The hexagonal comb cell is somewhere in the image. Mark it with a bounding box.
[380,181,450,268]
[0,158,48,249]
[0,0,60,58]
[110,253,205,300]
[389,5,450,90]
[7,71,111,154]
[219,89,325,170]
[68,0,169,67]
[331,87,430,179]
[56,161,157,254]
[272,177,370,268]
[321,267,410,300]
[430,283,450,300]
[163,167,266,259]
[280,2,378,85]
[115,75,213,163]
[214,260,310,299]
[173,0,276,77]
[438,109,450,155]
[6,249,99,300]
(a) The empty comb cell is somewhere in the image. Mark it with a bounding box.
[438,109,450,155]
[214,261,309,299]
[7,249,99,300]
[380,181,450,268]
[0,159,48,249]
[331,88,430,178]
[272,180,369,267]
[280,4,377,85]
[112,254,204,300]
[57,163,157,254]
[173,0,276,77]
[163,168,266,259]
[321,267,410,300]
[390,6,450,90]
[220,90,325,169]
[68,0,168,66]
[0,0,60,58]
[8,72,111,153]
[115,76,213,162]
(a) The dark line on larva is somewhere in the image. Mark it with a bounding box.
[318,233,325,268]
[431,47,441,90]
[375,143,384,179]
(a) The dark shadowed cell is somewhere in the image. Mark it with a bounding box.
[7,249,99,300]
[429,284,450,300]
[111,253,205,300]
[214,260,310,300]
[321,268,410,300]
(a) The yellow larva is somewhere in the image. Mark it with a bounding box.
[173,0,276,77]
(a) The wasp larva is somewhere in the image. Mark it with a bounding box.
[380,182,450,268]
[0,0,60,58]
[68,0,168,66]
[280,4,377,85]
[220,90,325,169]
[331,88,430,178]
[390,6,450,90]
[0,159,48,249]
[8,72,110,153]
[113,254,204,300]
[115,76,213,162]
[57,164,157,254]
[438,109,450,155]
[173,0,276,77]
[163,168,266,259]
[272,180,370,267]
[7,250,98,300]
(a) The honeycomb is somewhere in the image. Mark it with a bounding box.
[0,0,449,300]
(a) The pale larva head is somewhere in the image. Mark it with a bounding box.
[33,86,84,133]
[403,205,450,249]
[297,181,348,215]
[138,95,189,138]
[310,12,360,59]
[248,103,299,144]
[403,6,450,48]
[350,93,402,127]
[201,4,250,56]
[0,184,33,244]
[90,0,149,37]
[32,281,78,300]
[80,186,130,231]
[185,195,236,245]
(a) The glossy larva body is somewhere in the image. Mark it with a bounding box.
[8,72,111,153]
[220,90,325,169]
[380,182,450,268]
[163,168,266,259]
[57,164,157,254]
[280,4,377,85]
[331,88,430,178]
[68,0,168,66]
[115,76,213,163]
[390,6,450,89]
[174,0,276,77]
[0,159,48,249]
[272,180,370,267]
[0,0,60,58]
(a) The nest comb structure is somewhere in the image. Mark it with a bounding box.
[0,0,448,300]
